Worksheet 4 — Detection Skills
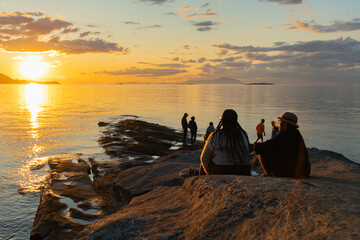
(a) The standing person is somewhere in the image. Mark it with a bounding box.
[188,116,198,145]
[255,119,266,143]
[204,122,215,141]
[181,113,188,145]
[271,120,279,138]
[254,112,311,179]
[200,109,251,175]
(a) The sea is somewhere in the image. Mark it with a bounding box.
[0,83,359,239]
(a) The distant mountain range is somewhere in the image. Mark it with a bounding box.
[185,77,243,84]
[0,73,59,84]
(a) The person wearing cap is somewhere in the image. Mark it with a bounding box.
[254,112,311,179]
[188,116,198,145]
[200,109,251,175]
[181,113,189,145]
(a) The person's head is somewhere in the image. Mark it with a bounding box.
[220,109,238,129]
[271,120,276,127]
[212,109,249,164]
[278,112,298,131]
[209,122,213,126]
[261,119,265,123]
[184,113,188,117]
[191,116,195,120]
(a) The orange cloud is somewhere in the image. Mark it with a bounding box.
[178,6,191,10]
[180,12,218,18]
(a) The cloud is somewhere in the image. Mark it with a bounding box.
[0,14,33,25]
[260,0,305,5]
[181,11,218,18]
[80,31,101,38]
[178,6,191,10]
[200,3,210,8]
[61,27,80,34]
[137,24,162,30]
[208,37,360,82]
[213,37,359,53]
[0,13,72,36]
[123,21,141,25]
[96,67,187,77]
[0,11,129,55]
[138,61,189,68]
[288,9,311,15]
[192,21,219,31]
[139,0,173,5]
[287,19,360,33]
[0,36,129,54]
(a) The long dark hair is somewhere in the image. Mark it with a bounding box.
[211,109,250,164]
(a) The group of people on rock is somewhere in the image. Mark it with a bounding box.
[181,110,311,179]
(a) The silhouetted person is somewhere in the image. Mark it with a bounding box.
[188,116,198,145]
[181,113,188,145]
[200,109,251,175]
[254,112,311,179]
[271,120,279,138]
[204,122,215,141]
[255,119,265,143]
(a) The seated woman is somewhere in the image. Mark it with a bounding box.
[200,109,251,175]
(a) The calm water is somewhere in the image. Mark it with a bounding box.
[0,84,359,239]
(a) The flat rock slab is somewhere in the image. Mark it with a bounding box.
[77,148,360,240]
[31,157,106,240]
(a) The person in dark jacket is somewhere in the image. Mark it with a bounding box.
[254,112,311,179]
[188,116,198,145]
[181,113,188,145]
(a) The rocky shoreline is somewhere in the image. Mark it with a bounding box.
[30,119,360,240]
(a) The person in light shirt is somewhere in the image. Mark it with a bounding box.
[200,109,251,175]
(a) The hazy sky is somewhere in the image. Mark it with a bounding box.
[0,0,359,84]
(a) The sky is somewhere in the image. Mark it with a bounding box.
[0,0,359,84]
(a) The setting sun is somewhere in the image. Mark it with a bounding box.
[19,56,48,80]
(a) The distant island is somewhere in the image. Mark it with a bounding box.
[0,73,59,84]
[244,83,275,85]
[185,77,274,85]
[185,77,243,84]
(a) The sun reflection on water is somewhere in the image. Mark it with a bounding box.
[18,83,49,194]
[25,83,45,132]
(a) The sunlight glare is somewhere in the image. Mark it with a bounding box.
[19,56,48,80]
[25,83,45,131]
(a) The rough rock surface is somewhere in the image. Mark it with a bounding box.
[31,119,199,239]
[31,119,360,239]
[30,157,105,240]
[75,146,360,240]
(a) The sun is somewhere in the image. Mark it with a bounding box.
[19,56,48,80]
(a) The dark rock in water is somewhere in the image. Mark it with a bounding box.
[99,119,184,157]
[98,121,110,127]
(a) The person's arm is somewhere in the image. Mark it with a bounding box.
[263,125,266,136]
[254,135,280,155]
[200,136,214,174]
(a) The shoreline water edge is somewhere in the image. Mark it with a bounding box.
[29,119,360,239]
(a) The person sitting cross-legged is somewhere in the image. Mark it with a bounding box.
[254,112,311,179]
[200,109,251,175]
